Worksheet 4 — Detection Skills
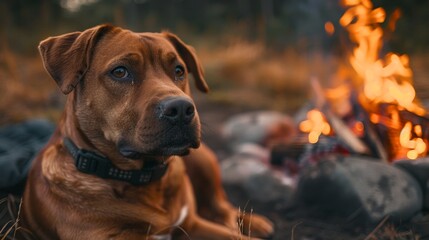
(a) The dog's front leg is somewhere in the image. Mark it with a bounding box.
[186,215,266,240]
[176,177,260,240]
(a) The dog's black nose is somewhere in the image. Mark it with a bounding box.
[158,97,195,124]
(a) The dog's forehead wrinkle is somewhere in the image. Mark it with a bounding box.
[139,35,177,64]
[118,52,142,61]
[165,52,177,65]
[104,52,143,70]
[139,33,164,44]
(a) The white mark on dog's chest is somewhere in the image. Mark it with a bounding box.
[150,205,188,240]
[173,205,189,227]
[150,234,172,240]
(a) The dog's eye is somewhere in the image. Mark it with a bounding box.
[174,65,185,80]
[110,66,130,80]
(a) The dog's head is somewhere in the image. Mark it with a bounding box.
[39,25,209,158]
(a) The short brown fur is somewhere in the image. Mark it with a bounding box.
[21,25,273,240]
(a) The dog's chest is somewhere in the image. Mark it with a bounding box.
[150,205,188,240]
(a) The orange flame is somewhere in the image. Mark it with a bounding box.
[299,109,331,144]
[399,122,426,160]
[340,0,427,159]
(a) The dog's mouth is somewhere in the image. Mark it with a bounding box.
[119,142,198,159]
[117,116,201,159]
[118,126,200,159]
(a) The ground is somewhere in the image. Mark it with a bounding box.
[194,92,423,240]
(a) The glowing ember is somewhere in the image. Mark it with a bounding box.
[340,0,428,160]
[299,109,331,144]
[324,21,335,36]
[351,121,364,136]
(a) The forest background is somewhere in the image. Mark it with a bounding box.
[0,0,428,125]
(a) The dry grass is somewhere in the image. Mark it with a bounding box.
[236,206,253,240]
[197,39,429,114]
[197,38,347,113]
[284,217,422,240]
[364,219,419,240]
[0,196,34,240]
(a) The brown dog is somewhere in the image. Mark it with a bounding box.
[20,25,274,239]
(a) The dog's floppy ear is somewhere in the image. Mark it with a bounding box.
[38,25,114,94]
[163,32,209,93]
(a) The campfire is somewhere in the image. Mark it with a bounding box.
[299,0,429,162]
[216,0,429,237]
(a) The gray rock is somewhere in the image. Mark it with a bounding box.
[0,119,55,192]
[295,155,423,225]
[394,158,429,210]
[222,111,296,150]
[221,153,268,184]
[220,145,295,210]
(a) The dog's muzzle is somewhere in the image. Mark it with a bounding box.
[118,96,200,158]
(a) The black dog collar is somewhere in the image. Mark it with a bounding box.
[63,137,168,185]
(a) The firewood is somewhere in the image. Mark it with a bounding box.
[310,77,370,155]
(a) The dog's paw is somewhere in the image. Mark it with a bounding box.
[241,213,274,239]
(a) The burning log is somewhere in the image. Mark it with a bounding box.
[367,103,429,161]
[351,98,389,162]
[310,77,370,155]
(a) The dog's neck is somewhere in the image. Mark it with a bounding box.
[62,137,169,185]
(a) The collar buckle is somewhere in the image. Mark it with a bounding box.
[75,149,106,174]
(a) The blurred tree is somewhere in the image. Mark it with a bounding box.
[0,0,64,55]
[0,0,427,56]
